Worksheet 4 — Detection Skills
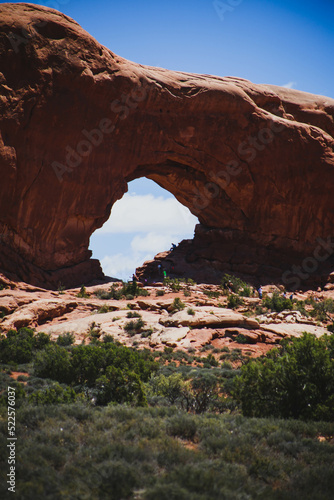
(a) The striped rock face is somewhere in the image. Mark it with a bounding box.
[0,4,334,288]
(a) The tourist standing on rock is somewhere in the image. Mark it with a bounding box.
[258,286,263,299]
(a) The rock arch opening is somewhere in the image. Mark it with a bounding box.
[89,178,198,281]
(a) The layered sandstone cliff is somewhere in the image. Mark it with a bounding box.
[0,3,334,288]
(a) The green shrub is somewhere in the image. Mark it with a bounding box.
[164,278,182,291]
[121,281,149,298]
[221,274,252,296]
[77,285,89,298]
[87,322,102,342]
[28,383,79,405]
[171,297,185,312]
[203,290,221,298]
[204,354,219,367]
[255,305,264,315]
[262,291,293,312]
[233,333,334,421]
[102,334,115,343]
[124,318,145,336]
[34,344,72,384]
[0,328,49,364]
[126,311,141,318]
[188,372,220,413]
[156,289,165,296]
[149,373,184,405]
[310,298,334,322]
[141,328,153,338]
[187,308,195,316]
[56,332,75,346]
[235,334,248,344]
[97,305,116,313]
[96,366,147,406]
[227,294,243,309]
[327,322,334,333]
[32,341,158,402]
[166,413,197,440]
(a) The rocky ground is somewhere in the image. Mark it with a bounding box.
[1,273,333,364]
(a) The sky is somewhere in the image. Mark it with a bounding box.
[6,0,334,280]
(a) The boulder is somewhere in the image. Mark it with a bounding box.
[0,299,78,330]
[159,306,259,329]
[260,323,328,338]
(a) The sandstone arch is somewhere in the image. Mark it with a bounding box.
[0,4,334,288]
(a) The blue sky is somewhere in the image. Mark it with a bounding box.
[6,0,334,279]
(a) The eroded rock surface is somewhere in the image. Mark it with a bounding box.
[0,279,331,359]
[1,4,334,287]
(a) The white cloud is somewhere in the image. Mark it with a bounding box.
[282,81,297,89]
[131,232,179,254]
[95,193,197,234]
[101,252,151,281]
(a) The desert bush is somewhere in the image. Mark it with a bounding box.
[6,402,334,500]
[187,307,195,316]
[148,373,184,405]
[227,294,244,309]
[34,344,72,384]
[141,328,153,338]
[0,328,50,364]
[310,298,334,322]
[33,340,157,395]
[96,366,147,406]
[156,289,165,296]
[121,281,149,298]
[124,318,145,336]
[87,322,102,343]
[56,332,75,346]
[97,305,115,313]
[28,383,79,405]
[255,305,264,315]
[233,333,334,421]
[327,322,334,333]
[126,311,141,318]
[204,353,219,367]
[164,277,182,291]
[235,334,248,344]
[221,274,252,297]
[203,290,221,298]
[166,413,197,440]
[262,291,293,312]
[76,284,89,298]
[170,297,185,312]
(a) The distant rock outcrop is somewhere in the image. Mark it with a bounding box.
[1,3,334,288]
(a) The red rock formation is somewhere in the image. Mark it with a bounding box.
[0,3,334,288]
